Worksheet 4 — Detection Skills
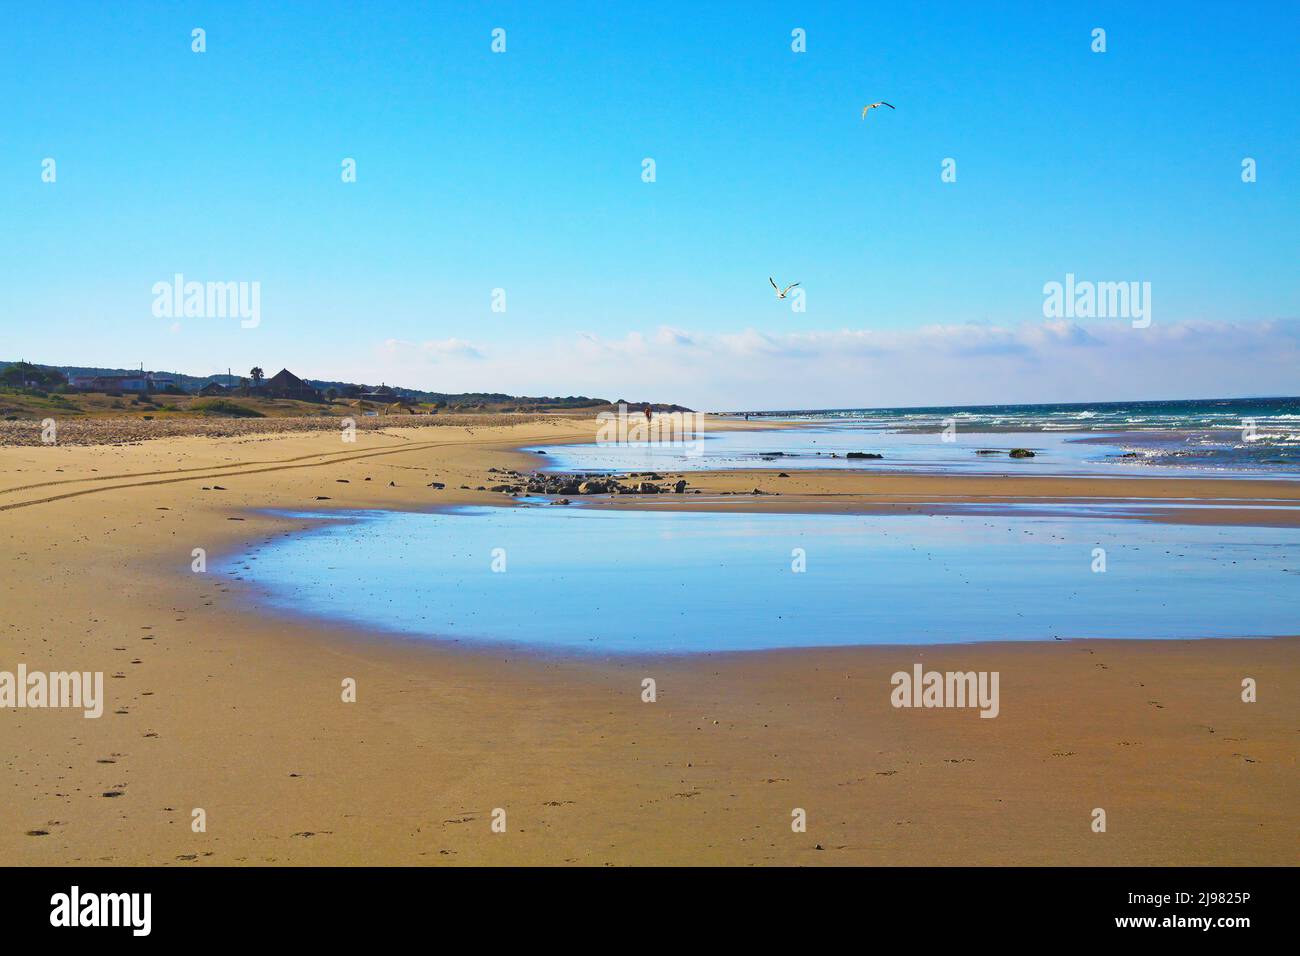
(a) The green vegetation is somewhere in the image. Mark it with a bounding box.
[1,361,67,389]
[0,385,82,417]
[190,398,267,418]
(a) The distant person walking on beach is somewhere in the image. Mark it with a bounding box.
[644,404,653,424]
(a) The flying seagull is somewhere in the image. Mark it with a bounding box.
[861,101,895,119]
[769,277,800,299]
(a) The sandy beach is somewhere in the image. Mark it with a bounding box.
[1,415,1295,866]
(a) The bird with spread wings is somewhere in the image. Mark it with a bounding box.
[769,277,800,299]
[861,101,895,119]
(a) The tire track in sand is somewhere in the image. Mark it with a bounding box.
[0,432,421,496]
[0,432,590,513]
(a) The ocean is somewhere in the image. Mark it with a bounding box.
[731,396,1300,434]
[542,396,1300,476]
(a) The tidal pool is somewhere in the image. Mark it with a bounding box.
[223,506,1299,654]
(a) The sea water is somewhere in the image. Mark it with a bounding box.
[541,397,1300,478]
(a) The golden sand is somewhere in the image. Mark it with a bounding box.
[1,416,1295,864]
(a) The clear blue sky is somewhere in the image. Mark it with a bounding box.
[2,1,1296,408]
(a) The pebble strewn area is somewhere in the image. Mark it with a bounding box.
[0,414,543,447]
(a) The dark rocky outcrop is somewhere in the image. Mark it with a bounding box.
[482,470,693,497]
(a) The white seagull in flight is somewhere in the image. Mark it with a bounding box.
[769,277,800,299]
[861,101,895,119]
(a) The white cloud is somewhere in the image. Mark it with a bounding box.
[420,338,483,360]
[367,319,1299,409]
[377,337,483,361]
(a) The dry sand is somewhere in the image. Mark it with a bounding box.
[1,416,1295,865]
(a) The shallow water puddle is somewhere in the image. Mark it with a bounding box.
[225,506,1300,654]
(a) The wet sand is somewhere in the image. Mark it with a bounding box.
[580,469,1300,527]
[1,416,1295,864]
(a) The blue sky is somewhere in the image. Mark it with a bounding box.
[2,1,1296,408]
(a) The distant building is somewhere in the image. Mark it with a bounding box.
[83,375,148,392]
[197,382,229,396]
[256,368,321,402]
[69,372,175,393]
